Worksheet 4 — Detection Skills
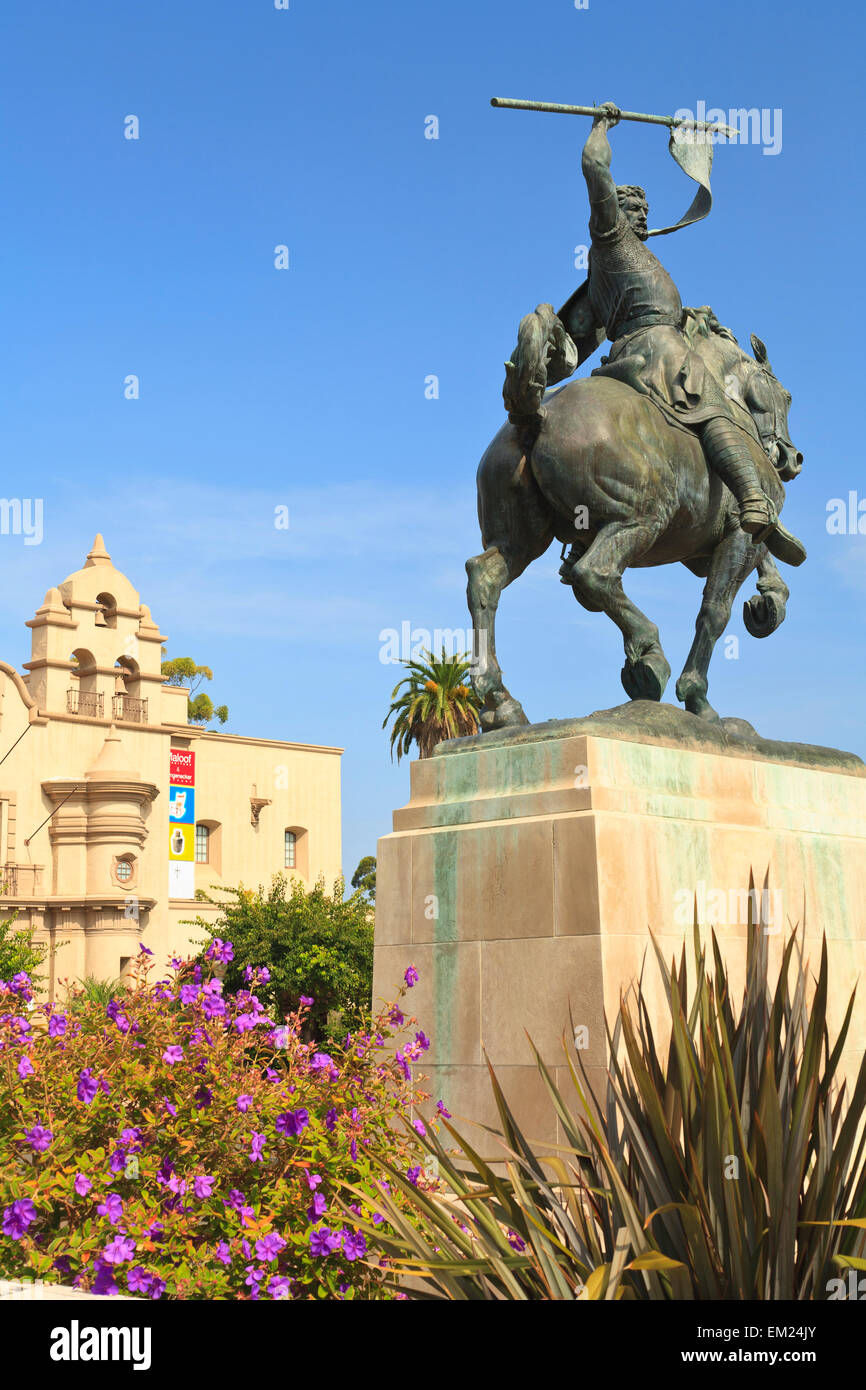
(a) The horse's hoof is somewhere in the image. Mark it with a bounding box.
[687,700,721,723]
[621,649,671,702]
[743,592,785,638]
[480,696,529,731]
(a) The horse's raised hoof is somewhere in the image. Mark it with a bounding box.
[621,648,671,703]
[743,592,785,638]
[479,695,530,731]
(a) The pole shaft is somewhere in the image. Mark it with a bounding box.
[490,97,736,136]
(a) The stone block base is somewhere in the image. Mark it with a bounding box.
[373,702,866,1150]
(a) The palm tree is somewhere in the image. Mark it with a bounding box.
[383,649,481,762]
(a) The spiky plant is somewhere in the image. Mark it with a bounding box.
[351,882,866,1299]
[382,649,481,762]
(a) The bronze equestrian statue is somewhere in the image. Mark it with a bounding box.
[467,100,805,731]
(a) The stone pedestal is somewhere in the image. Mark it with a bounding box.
[373,702,866,1149]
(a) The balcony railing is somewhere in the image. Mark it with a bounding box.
[112,693,148,724]
[67,688,104,717]
[0,865,16,897]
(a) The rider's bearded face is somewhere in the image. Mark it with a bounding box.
[619,194,649,240]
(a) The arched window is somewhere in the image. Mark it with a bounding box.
[284,830,296,869]
[67,649,101,716]
[95,592,118,629]
[195,824,210,863]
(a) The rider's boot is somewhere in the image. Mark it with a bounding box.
[700,417,807,567]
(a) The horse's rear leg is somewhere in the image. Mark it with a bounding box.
[676,529,761,721]
[565,520,671,701]
[466,534,553,731]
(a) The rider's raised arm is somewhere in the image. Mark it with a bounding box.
[582,104,621,238]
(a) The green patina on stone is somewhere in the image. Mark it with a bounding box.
[431,829,459,1067]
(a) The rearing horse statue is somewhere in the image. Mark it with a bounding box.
[466,104,804,731]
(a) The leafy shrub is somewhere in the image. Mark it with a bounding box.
[357,901,866,1299]
[189,875,373,1045]
[0,912,48,986]
[0,945,432,1300]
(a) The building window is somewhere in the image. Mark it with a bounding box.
[112,855,137,888]
[195,824,210,863]
[284,830,296,868]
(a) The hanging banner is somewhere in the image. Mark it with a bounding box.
[168,748,196,898]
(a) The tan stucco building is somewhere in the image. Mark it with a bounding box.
[0,536,342,994]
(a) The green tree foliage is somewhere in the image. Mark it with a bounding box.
[382,648,481,762]
[351,856,376,903]
[0,910,48,984]
[160,653,228,726]
[191,875,374,1044]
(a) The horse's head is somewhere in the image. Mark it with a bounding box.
[743,334,803,482]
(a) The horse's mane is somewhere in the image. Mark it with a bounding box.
[681,305,739,349]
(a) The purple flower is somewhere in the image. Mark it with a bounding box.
[2,1199,37,1240]
[309,1227,342,1257]
[162,1044,183,1065]
[226,1188,246,1211]
[324,1107,338,1132]
[215,1241,232,1266]
[395,1049,412,1082]
[244,1265,265,1297]
[170,956,184,970]
[24,1125,53,1153]
[310,1052,333,1071]
[206,937,234,964]
[126,1266,153,1294]
[404,965,419,988]
[91,1259,118,1296]
[148,1220,165,1242]
[179,983,199,1006]
[406,1166,422,1186]
[507,1230,527,1252]
[152,981,174,1001]
[236,1094,253,1113]
[275,1108,309,1138]
[343,1231,367,1262]
[413,1119,426,1137]
[73,1174,92,1197]
[77,1068,98,1104]
[167,1173,187,1196]
[202,995,227,1021]
[268,1276,291,1299]
[306,1171,323,1190]
[148,1276,166,1300]
[299,994,313,1007]
[194,1085,213,1109]
[306,1193,327,1221]
[47,1013,68,1039]
[415,1030,431,1052]
[121,1128,142,1151]
[17,1054,34,1079]
[156,1156,175,1185]
[350,1138,359,1162]
[97,1193,124,1225]
[193,1175,216,1200]
[109,1148,128,1174]
[271,1027,289,1048]
[249,1132,266,1162]
[255,1232,287,1262]
[102,1235,136,1265]
[436,1099,452,1119]
[139,942,153,956]
[162,1097,177,1118]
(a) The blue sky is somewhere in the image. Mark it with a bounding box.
[0,0,863,883]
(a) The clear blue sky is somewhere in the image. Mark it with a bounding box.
[1,0,863,884]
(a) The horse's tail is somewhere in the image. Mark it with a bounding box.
[503,303,577,457]
[743,554,788,637]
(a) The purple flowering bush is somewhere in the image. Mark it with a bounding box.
[0,948,433,1300]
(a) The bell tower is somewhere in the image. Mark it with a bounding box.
[24,535,167,722]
